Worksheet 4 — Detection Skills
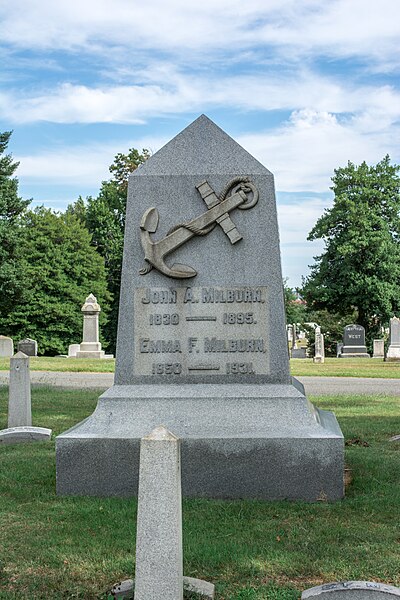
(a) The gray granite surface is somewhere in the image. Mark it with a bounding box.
[56,115,344,500]
[302,582,400,600]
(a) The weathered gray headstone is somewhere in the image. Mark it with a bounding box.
[56,114,344,501]
[339,325,370,358]
[8,351,31,427]
[17,338,37,356]
[0,335,13,357]
[313,332,325,364]
[386,317,400,361]
[302,581,400,600]
[372,339,385,359]
[292,347,307,358]
[134,426,183,600]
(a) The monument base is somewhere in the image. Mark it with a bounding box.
[75,350,105,359]
[56,378,344,501]
[339,345,370,358]
[386,346,400,361]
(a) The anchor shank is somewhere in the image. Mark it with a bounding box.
[157,190,246,258]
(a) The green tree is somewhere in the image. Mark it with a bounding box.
[302,155,400,347]
[0,131,30,316]
[283,279,307,325]
[68,147,149,353]
[0,207,110,355]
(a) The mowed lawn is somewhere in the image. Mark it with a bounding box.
[1,356,400,378]
[0,387,399,599]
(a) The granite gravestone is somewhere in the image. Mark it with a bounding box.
[339,325,369,358]
[17,338,37,356]
[386,317,400,361]
[372,339,385,359]
[302,582,400,600]
[0,335,13,357]
[56,115,344,500]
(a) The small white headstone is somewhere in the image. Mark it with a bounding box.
[134,425,183,600]
[372,339,385,359]
[0,335,13,357]
[8,352,31,428]
[386,317,400,361]
[68,344,81,357]
[313,332,325,364]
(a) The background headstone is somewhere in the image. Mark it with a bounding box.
[56,115,344,501]
[339,325,370,358]
[0,335,13,357]
[75,294,106,359]
[292,347,307,358]
[386,317,400,361]
[68,344,81,358]
[372,339,385,359]
[302,581,400,600]
[17,338,37,356]
[313,332,325,363]
[8,352,31,428]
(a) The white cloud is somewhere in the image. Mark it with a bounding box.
[15,136,168,185]
[1,0,400,68]
[238,109,400,191]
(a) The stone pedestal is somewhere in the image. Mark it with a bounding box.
[56,115,344,501]
[75,294,110,359]
[386,317,400,361]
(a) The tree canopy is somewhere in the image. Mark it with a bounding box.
[302,155,400,344]
[0,131,30,316]
[67,147,149,353]
[0,207,110,355]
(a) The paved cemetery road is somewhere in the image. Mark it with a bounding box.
[0,371,399,395]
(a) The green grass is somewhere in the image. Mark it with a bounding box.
[1,356,400,378]
[0,357,115,373]
[0,388,399,599]
[290,357,400,378]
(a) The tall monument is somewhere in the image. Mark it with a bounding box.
[56,115,344,500]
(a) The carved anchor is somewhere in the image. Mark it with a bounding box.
[139,177,259,279]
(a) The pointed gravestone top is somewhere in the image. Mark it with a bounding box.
[133,114,271,176]
[81,294,101,313]
[13,351,29,359]
[143,425,179,441]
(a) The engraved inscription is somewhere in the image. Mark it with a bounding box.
[134,286,269,376]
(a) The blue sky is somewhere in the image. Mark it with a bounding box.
[1,0,399,287]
